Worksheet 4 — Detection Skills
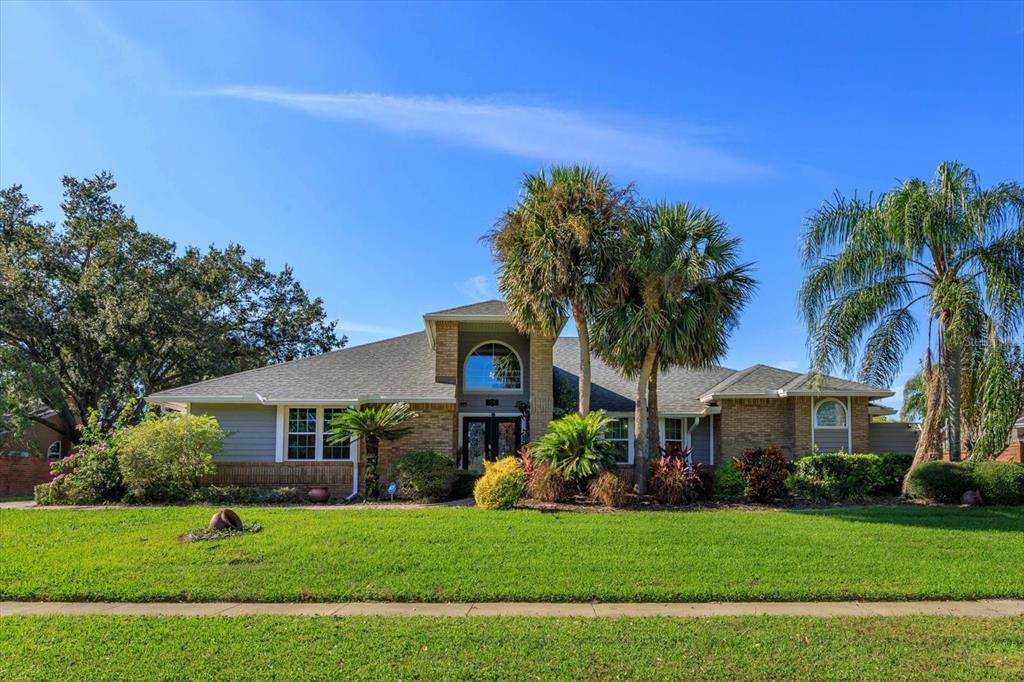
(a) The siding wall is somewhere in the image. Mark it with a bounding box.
[812,428,848,453]
[868,422,920,454]
[190,403,277,461]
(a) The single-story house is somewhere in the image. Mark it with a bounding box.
[1,408,73,497]
[147,300,917,497]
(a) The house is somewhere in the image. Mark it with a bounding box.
[147,300,908,496]
[0,408,73,497]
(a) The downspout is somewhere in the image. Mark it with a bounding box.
[345,437,360,502]
[686,417,701,463]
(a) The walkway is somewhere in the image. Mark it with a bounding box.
[2,600,1021,617]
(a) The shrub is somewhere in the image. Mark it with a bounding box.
[649,453,704,505]
[451,471,481,500]
[473,456,526,510]
[530,412,616,482]
[190,486,303,505]
[525,462,569,502]
[790,454,885,501]
[905,461,974,503]
[35,408,127,505]
[969,461,1024,505]
[118,414,222,502]
[875,452,914,494]
[714,458,745,496]
[589,470,627,507]
[394,450,456,500]
[734,446,793,501]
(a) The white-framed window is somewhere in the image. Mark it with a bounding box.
[663,418,684,455]
[814,399,848,428]
[46,441,62,459]
[287,407,318,460]
[464,341,522,392]
[321,407,351,460]
[603,417,630,463]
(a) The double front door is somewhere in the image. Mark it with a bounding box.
[461,416,522,471]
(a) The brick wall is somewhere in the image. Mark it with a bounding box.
[0,455,52,497]
[375,403,457,484]
[434,321,459,383]
[528,333,554,440]
[719,398,796,460]
[850,397,870,452]
[205,461,354,497]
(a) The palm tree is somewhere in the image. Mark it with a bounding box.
[328,402,417,499]
[487,165,634,415]
[800,161,1024,466]
[592,202,755,493]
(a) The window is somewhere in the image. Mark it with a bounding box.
[321,408,350,460]
[287,408,317,460]
[814,399,847,428]
[664,418,684,455]
[46,441,62,459]
[603,417,629,463]
[464,342,522,391]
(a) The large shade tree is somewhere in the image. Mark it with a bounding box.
[800,161,1024,468]
[487,165,634,415]
[0,173,344,442]
[592,202,755,493]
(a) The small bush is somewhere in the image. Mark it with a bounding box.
[970,461,1024,505]
[734,446,793,501]
[118,414,222,502]
[588,470,627,507]
[451,471,481,500]
[905,461,974,503]
[790,454,885,501]
[525,462,569,502]
[530,412,616,481]
[394,450,456,501]
[714,459,745,496]
[190,486,303,505]
[650,454,704,505]
[875,452,914,494]
[473,456,526,510]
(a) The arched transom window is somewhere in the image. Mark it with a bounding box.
[814,399,848,428]
[464,342,522,391]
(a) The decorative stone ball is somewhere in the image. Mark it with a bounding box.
[961,490,984,506]
[307,486,331,503]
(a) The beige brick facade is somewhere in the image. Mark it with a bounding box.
[433,321,459,383]
[528,333,554,440]
[850,397,870,452]
[374,402,457,484]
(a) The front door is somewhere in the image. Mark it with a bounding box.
[461,417,522,471]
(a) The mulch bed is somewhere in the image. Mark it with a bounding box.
[515,495,911,513]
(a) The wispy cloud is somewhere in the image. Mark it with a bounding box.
[773,360,802,372]
[335,319,403,336]
[200,87,765,180]
[461,275,497,302]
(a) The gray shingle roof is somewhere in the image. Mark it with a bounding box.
[700,363,892,399]
[424,300,508,318]
[148,332,455,404]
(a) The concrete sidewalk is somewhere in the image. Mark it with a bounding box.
[2,600,1021,618]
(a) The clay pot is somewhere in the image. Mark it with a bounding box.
[208,508,243,531]
[961,490,984,506]
[307,486,331,503]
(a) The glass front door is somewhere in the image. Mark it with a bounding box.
[460,417,522,471]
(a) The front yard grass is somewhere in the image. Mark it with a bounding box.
[2,615,1022,681]
[1,505,1022,602]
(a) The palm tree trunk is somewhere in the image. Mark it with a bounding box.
[941,329,963,462]
[365,435,381,499]
[573,303,592,416]
[647,356,660,457]
[633,344,658,495]
[903,350,946,494]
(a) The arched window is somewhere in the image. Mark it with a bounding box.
[464,342,522,391]
[814,399,847,428]
[46,441,62,459]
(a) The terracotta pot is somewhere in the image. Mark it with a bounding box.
[961,489,984,506]
[208,511,229,530]
[307,486,331,503]
[208,508,243,531]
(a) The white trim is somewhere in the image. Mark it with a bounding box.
[275,405,286,462]
[709,414,715,465]
[151,396,454,406]
[46,441,62,459]
[277,406,354,463]
[813,397,849,429]
[601,412,633,465]
[462,340,524,394]
[847,395,853,453]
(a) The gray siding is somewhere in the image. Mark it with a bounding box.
[191,403,277,462]
[813,428,848,453]
[457,329,531,413]
[869,422,920,454]
[688,416,713,466]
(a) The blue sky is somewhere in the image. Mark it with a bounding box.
[2,1,1022,411]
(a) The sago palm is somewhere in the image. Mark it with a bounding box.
[592,202,755,493]
[486,165,634,415]
[529,411,617,481]
[328,402,417,499]
[800,161,1024,464]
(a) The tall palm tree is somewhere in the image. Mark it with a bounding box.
[487,165,634,415]
[592,202,755,493]
[800,162,1024,464]
[328,402,417,499]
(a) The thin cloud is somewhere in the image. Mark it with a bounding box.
[773,360,802,372]
[461,275,497,302]
[335,319,403,336]
[202,87,765,180]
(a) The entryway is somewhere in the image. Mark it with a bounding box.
[459,416,522,471]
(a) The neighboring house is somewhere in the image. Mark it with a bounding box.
[147,300,905,495]
[0,408,71,497]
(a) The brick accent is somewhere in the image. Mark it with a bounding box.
[433,321,459,383]
[375,403,457,484]
[793,397,812,456]
[850,397,870,452]
[719,398,797,460]
[0,455,53,497]
[205,461,354,497]
[528,333,554,440]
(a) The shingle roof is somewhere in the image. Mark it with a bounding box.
[423,300,508,318]
[148,332,455,404]
[700,363,893,400]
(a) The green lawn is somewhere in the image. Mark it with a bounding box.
[1,506,1022,602]
[1,616,1022,681]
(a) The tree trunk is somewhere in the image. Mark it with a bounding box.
[633,344,658,495]
[365,435,381,499]
[942,329,963,462]
[573,304,591,416]
[902,352,946,495]
[647,357,660,457]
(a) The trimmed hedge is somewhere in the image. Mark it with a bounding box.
[714,459,745,496]
[970,461,1024,505]
[451,471,481,500]
[789,452,914,501]
[904,461,975,503]
[473,457,526,510]
[394,451,456,501]
[190,486,304,505]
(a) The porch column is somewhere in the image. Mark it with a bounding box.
[528,333,554,441]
